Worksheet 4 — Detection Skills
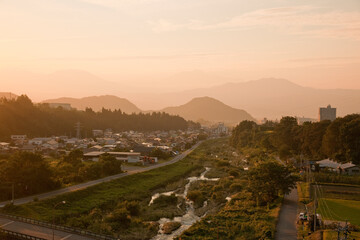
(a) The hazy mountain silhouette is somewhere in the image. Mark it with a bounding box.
[161,96,255,125]
[0,92,18,100]
[0,69,120,100]
[43,95,142,113]
[134,78,360,119]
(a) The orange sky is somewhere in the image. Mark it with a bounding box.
[1,0,360,100]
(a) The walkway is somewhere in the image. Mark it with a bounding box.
[275,188,298,240]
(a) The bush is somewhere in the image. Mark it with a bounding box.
[153,194,178,207]
[217,160,230,167]
[106,208,131,227]
[229,170,239,177]
[187,190,205,207]
[230,183,242,193]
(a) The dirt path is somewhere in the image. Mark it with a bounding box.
[275,188,298,240]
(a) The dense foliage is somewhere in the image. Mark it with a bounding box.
[247,161,298,206]
[230,115,360,164]
[0,151,123,201]
[0,95,190,140]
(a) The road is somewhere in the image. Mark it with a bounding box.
[0,217,93,240]
[0,141,202,208]
[275,188,298,240]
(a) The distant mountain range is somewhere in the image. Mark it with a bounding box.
[161,97,255,125]
[43,95,141,113]
[43,95,254,125]
[128,78,360,119]
[4,70,360,120]
[0,92,18,100]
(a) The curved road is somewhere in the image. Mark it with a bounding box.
[0,141,202,208]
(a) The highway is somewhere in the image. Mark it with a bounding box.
[0,142,201,208]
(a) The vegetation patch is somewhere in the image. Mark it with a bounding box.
[318,198,360,226]
[162,221,181,234]
[297,182,310,203]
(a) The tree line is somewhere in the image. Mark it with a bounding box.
[0,95,197,141]
[0,150,122,201]
[230,114,360,164]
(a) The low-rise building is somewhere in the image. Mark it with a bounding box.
[83,151,141,163]
[11,135,27,144]
[339,163,360,175]
[316,159,359,175]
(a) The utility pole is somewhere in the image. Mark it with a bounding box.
[344,220,349,240]
[11,182,14,204]
[336,220,350,240]
[313,188,317,232]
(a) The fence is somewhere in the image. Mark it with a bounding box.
[0,213,117,240]
[0,228,46,240]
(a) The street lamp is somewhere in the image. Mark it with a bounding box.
[52,200,66,240]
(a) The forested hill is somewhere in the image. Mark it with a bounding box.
[0,95,190,141]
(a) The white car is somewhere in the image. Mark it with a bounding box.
[299,212,307,220]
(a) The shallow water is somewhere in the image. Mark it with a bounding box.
[150,167,219,240]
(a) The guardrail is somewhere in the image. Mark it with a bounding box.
[0,213,117,240]
[0,228,46,240]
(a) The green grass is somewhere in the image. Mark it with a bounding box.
[297,182,310,203]
[318,198,360,226]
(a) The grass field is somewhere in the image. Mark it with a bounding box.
[318,198,360,226]
[315,184,360,201]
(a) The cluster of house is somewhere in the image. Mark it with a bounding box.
[0,127,219,163]
[315,159,360,175]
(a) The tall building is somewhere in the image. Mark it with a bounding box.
[319,105,336,121]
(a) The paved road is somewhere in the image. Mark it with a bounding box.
[0,217,93,240]
[275,188,298,240]
[0,141,201,208]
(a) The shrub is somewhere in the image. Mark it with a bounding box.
[153,194,178,207]
[187,190,205,207]
[230,183,242,193]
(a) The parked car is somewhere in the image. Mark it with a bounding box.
[299,212,307,221]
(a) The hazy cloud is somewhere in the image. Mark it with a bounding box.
[149,6,360,40]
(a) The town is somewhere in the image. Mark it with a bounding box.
[0,123,229,165]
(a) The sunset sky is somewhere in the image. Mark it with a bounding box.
[1,0,360,100]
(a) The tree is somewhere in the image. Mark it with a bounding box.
[247,161,298,206]
[150,148,171,159]
[99,154,122,175]
[62,149,83,166]
[274,117,299,153]
[322,114,360,163]
[1,152,57,196]
[230,121,258,148]
[298,121,331,159]
[340,117,360,164]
